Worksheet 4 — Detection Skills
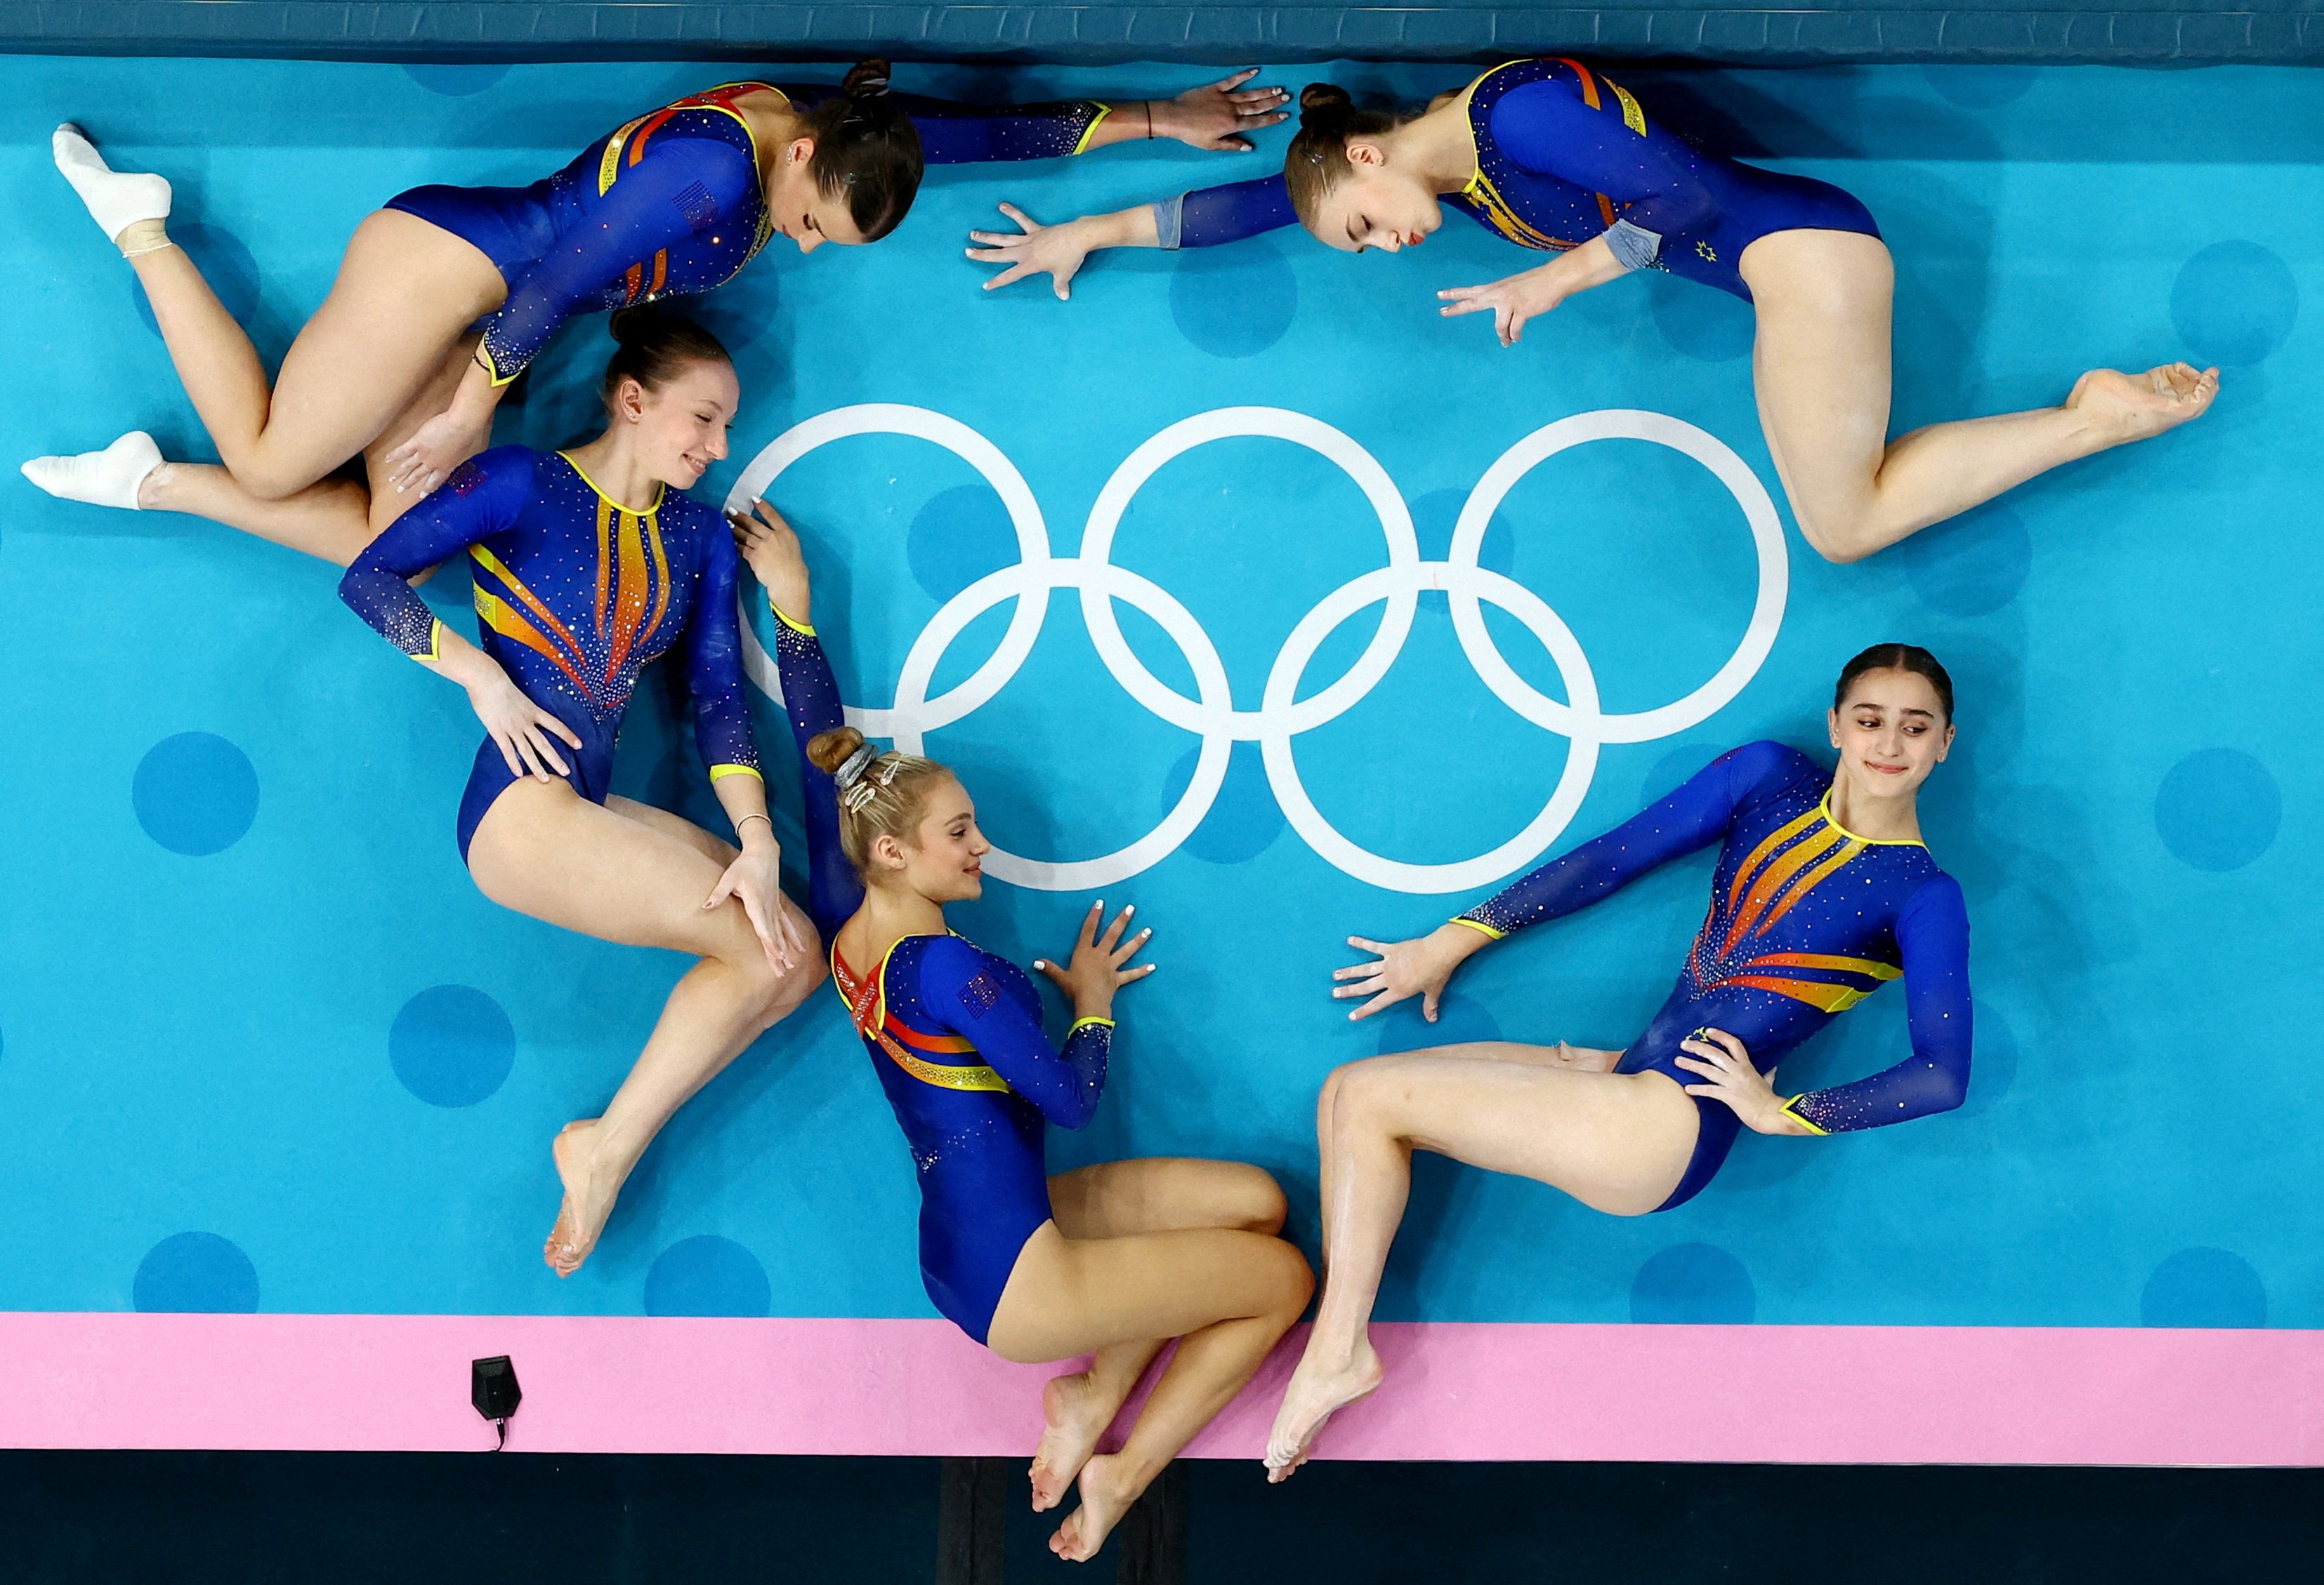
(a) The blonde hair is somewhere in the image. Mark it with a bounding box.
[805,725,956,876]
[1283,83,1416,229]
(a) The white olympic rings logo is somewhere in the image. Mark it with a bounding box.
[730,405,1787,895]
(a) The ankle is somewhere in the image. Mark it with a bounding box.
[116,218,171,258]
[137,461,176,510]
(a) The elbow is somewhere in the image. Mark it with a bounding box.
[335,563,368,612]
[1931,1070,1969,1115]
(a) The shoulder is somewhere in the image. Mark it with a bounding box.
[445,445,540,506]
[1898,871,1969,933]
[661,488,731,550]
[914,935,1035,1019]
[1722,739,1823,793]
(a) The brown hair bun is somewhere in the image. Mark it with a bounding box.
[806,725,867,776]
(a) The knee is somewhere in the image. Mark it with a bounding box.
[1794,507,1876,565]
[1331,1059,1404,1125]
[1225,1166,1289,1237]
[235,456,320,504]
[751,918,825,1029]
[1267,1238,1317,1318]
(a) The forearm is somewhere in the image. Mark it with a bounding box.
[1548,235,1632,299]
[712,769,777,853]
[1075,204,1163,253]
[1077,101,1153,150]
[450,355,508,424]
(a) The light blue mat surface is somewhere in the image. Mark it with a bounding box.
[1,56,2313,1331]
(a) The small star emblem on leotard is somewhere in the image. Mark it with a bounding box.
[1696,240,1719,262]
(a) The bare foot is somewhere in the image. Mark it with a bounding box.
[1263,1336,1384,1483]
[544,1119,621,1277]
[1030,1369,1115,1513]
[2066,362,2220,444]
[1048,1452,1139,1563]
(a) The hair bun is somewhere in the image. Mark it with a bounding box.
[843,58,893,100]
[806,725,868,777]
[608,305,658,345]
[1299,82,1353,117]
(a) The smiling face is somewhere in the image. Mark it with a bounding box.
[763,136,872,254]
[612,357,737,491]
[1304,143,1444,254]
[867,773,990,904]
[1827,667,1955,810]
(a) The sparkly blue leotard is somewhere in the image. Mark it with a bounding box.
[1455,741,1971,1210]
[339,446,761,860]
[1155,57,1879,301]
[386,81,1120,385]
[770,608,1109,1344]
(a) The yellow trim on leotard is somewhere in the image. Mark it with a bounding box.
[1781,1096,1831,1136]
[413,617,446,664]
[1447,916,1506,940]
[709,763,764,784]
[556,451,665,517]
[1069,1015,1116,1033]
[1816,791,1929,848]
[770,603,815,636]
[1072,103,1113,155]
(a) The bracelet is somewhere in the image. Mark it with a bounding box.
[737,813,773,837]
[1143,102,1153,139]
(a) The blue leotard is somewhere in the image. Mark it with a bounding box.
[769,607,1109,1344]
[1455,740,1971,1209]
[387,81,1121,384]
[339,446,761,860]
[1154,57,1878,301]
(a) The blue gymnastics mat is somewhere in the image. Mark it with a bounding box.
[0,55,2315,1339]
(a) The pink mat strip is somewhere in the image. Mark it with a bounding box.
[2,1313,2317,1465]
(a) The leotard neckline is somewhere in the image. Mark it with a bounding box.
[1816,789,1927,848]
[553,449,664,516]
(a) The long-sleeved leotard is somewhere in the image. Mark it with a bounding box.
[1152,57,1877,301]
[1454,739,1971,1209]
[339,445,761,859]
[770,607,1108,1343]
[387,81,1122,384]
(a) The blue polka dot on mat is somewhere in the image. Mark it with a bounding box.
[644,1235,773,1317]
[133,1232,259,1313]
[132,224,261,339]
[389,985,516,1108]
[132,732,258,856]
[1632,1242,1757,1324]
[402,63,513,96]
[1640,741,1726,809]
[1169,239,1297,359]
[1896,501,2032,618]
[2153,748,2280,872]
[1648,272,1753,364]
[2171,242,2299,368]
[1372,989,1504,1056]
[1921,65,2042,110]
[907,483,1018,605]
[2141,1247,2267,1329]
[1161,742,1283,866]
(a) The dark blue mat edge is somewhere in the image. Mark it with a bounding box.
[4,1,2320,65]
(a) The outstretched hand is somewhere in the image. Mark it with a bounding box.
[968,204,1096,300]
[383,409,488,498]
[1674,1027,1794,1133]
[1330,923,1485,1022]
[1035,901,1155,1021]
[727,498,810,621]
[464,662,584,783]
[703,843,809,973]
[1438,263,1568,347]
[1149,69,1291,152]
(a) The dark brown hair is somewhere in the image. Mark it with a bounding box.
[1283,83,1414,228]
[1834,643,1955,723]
[794,59,924,242]
[804,724,956,875]
[602,308,731,411]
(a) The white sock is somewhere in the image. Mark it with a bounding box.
[21,432,166,511]
[52,123,171,248]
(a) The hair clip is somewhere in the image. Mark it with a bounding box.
[833,742,881,791]
[877,761,903,787]
[841,783,877,813]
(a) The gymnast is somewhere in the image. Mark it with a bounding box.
[336,310,814,1277]
[969,58,2217,562]
[24,64,1287,560]
[1261,643,1974,1478]
[732,501,1312,1561]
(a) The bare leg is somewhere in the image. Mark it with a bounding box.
[1266,1047,1698,1481]
[983,1165,1313,1562]
[465,780,822,1276]
[1028,1160,1289,1512]
[127,209,502,499]
[1742,229,2218,564]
